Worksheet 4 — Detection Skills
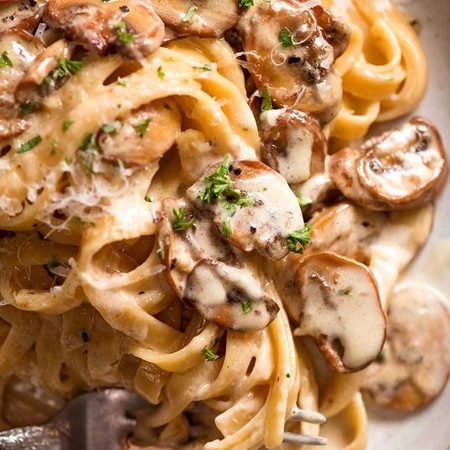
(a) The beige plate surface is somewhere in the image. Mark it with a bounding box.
[367,1,450,449]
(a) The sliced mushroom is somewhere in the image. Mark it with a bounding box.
[260,108,326,184]
[329,117,449,211]
[239,1,350,122]
[293,252,386,373]
[184,259,279,331]
[98,100,181,165]
[307,202,386,263]
[0,0,46,33]
[0,30,44,137]
[363,283,450,411]
[150,0,239,38]
[44,0,165,59]
[187,158,304,261]
[159,198,278,331]
[14,38,72,106]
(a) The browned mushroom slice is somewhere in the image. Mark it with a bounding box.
[329,117,449,211]
[15,38,73,106]
[159,198,232,297]
[0,0,46,33]
[260,108,326,184]
[98,100,181,165]
[45,0,165,59]
[294,252,386,373]
[150,0,239,38]
[239,1,350,122]
[187,158,304,261]
[184,259,279,331]
[363,283,450,411]
[0,30,44,137]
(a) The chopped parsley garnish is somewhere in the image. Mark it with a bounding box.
[199,156,254,214]
[101,121,121,133]
[261,87,273,112]
[132,118,151,137]
[241,299,253,314]
[81,331,90,343]
[79,132,98,151]
[43,58,84,85]
[65,157,73,165]
[222,218,232,239]
[116,78,127,87]
[17,135,42,153]
[62,118,73,132]
[157,66,165,79]
[279,27,295,48]
[19,101,34,116]
[296,193,312,209]
[194,64,213,71]
[338,286,352,296]
[82,158,95,173]
[239,0,254,8]
[115,21,134,44]
[287,223,311,254]
[0,51,12,68]
[144,195,153,203]
[182,5,197,22]
[50,139,59,155]
[172,208,195,232]
[202,344,220,362]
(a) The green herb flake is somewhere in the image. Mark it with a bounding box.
[115,21,134,44]
[239,0,254,7]
[261,87,273,112]
[79,132,97,151]
[0,51,12,68]
[222,218,232,239]
[62,118,73,132]
[144,195,153,203]
[17,135,42,154]
[202,344,220,362]
[338,286,352,296]
[296,193,312,209]
[172,207,195,232]
[182,5,197,22]
[287,223,311,254]
[65,157,73,165]
[101,121,121,133]
[19,101,34,116]
[82,158,95,174]
[194,64,213,71]
[81,331,90,343]
[50,139,59,155]
[199,156,254,214]
[116,78,127,87]
[157,66,165,79]
[132,118,151,138]
[43,58,84,85]
[286,372,291,378]
[279,27,295,48]
[241,299,253,314]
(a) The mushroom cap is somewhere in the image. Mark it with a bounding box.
[150,0,239,38]
[294,252,386,373]
[187,159,304,261]
[239,1,348,122]
[363,283,450,411]
[183,259,280,331]
[98,100,181,165]
[260,108,326,184]
[329,117,449,211]
[45,0,165,58]
[0,0,46,33]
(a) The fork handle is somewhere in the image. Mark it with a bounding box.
[0,426,66,449]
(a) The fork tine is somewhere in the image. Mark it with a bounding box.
[289,406,327,424]
[283,432,328,446]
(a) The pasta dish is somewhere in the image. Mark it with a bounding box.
[0,0,449,448]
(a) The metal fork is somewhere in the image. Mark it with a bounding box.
[0,389,327,449]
